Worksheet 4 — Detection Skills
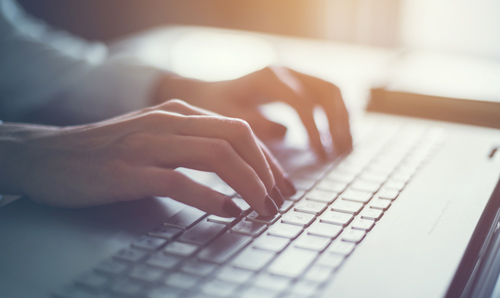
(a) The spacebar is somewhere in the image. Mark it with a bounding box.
[198,232,252,264]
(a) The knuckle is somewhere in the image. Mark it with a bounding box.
[207,139,232,159]
[162,99,189,111]
[140,111,184,127]
[228,118,253,137]
[328,83,342,98]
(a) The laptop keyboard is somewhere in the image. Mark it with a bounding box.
[54,122,443,298]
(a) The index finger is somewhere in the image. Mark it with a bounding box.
[246,67,328,158]
[287,69,352,153]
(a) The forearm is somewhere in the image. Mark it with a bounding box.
[0,123,59,195]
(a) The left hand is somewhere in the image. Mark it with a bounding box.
[156,66,352,158]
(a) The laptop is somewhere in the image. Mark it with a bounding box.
[2,25,500,298]
[1,104,500,298]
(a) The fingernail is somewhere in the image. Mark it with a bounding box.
[271,185,284,206]
[265,194,278,216]
[222,199,242,218]
[283,177,297,196]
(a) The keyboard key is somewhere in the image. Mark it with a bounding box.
[253,234,290,252]
[327,240,355,256]
[201,279,238,297]
[331,200,363,214]
[316,180,347,193]
[216,266,254,283]
[268,222,303,239]
[286,190,305,202]
[351,218,375,231]
[341,229,366,243]
[246,211,281,225]
[253,273,292,291]
[358,172,388,184]
[340,189,373,204]
[320,210,353,227]
[164,273,200,289]
[325,170,357,184]
[290,280,321,296]
[109,278,142,296]
[377,188,399,200]
[281,211,315,227]
[307,222,343,239]
[163,241,199,257]
[316,252,345,269]
[76,273,108,288]
[241,287,279,298]
[231,220,267,237]
[148,226,183,240]
[305,189,338,204]
[129,265,163,282]
[390,171,412,183]
[207,214,239,225]
[279,200,294,213]
[294,200,327,215]
[294,234,331,251]
[94,259,128,275]
[349,180,381,193]
[114,248,148,262]
[132,236,167,251]
[384,180,406,192]
[232,197,251,212]
[369,198,391,210]
[268,247,318,278]
[164,207,206,229]
[146,252,181,270]
[360,208,383,221]
[181,259,217,276]
[292,177,317,190]
[198,232,252,264]
[336,162,364,175]
[304,265,334,283]
[179,219,227,245]
[232,247,276,271]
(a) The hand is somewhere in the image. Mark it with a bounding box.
[0,100,295,216]
[157,66,353,158]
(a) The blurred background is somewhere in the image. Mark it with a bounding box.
[16,0,500,59]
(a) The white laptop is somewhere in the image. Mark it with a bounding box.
[1,29,500,298]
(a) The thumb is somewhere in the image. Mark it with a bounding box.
[248,113,288,140]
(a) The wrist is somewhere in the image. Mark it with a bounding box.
[152,73,206,106]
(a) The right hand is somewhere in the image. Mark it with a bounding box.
[2,100,295,217]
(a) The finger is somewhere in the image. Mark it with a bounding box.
[246,67,327,158]
[138,134,278,216]
[151,100,283,204]
[258,140,297,196]
[243,111,288,140]
[287,69,352,153]
[139,168,243,218]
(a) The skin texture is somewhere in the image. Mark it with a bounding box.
[0,100,291,216]
[0,66,352,217]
